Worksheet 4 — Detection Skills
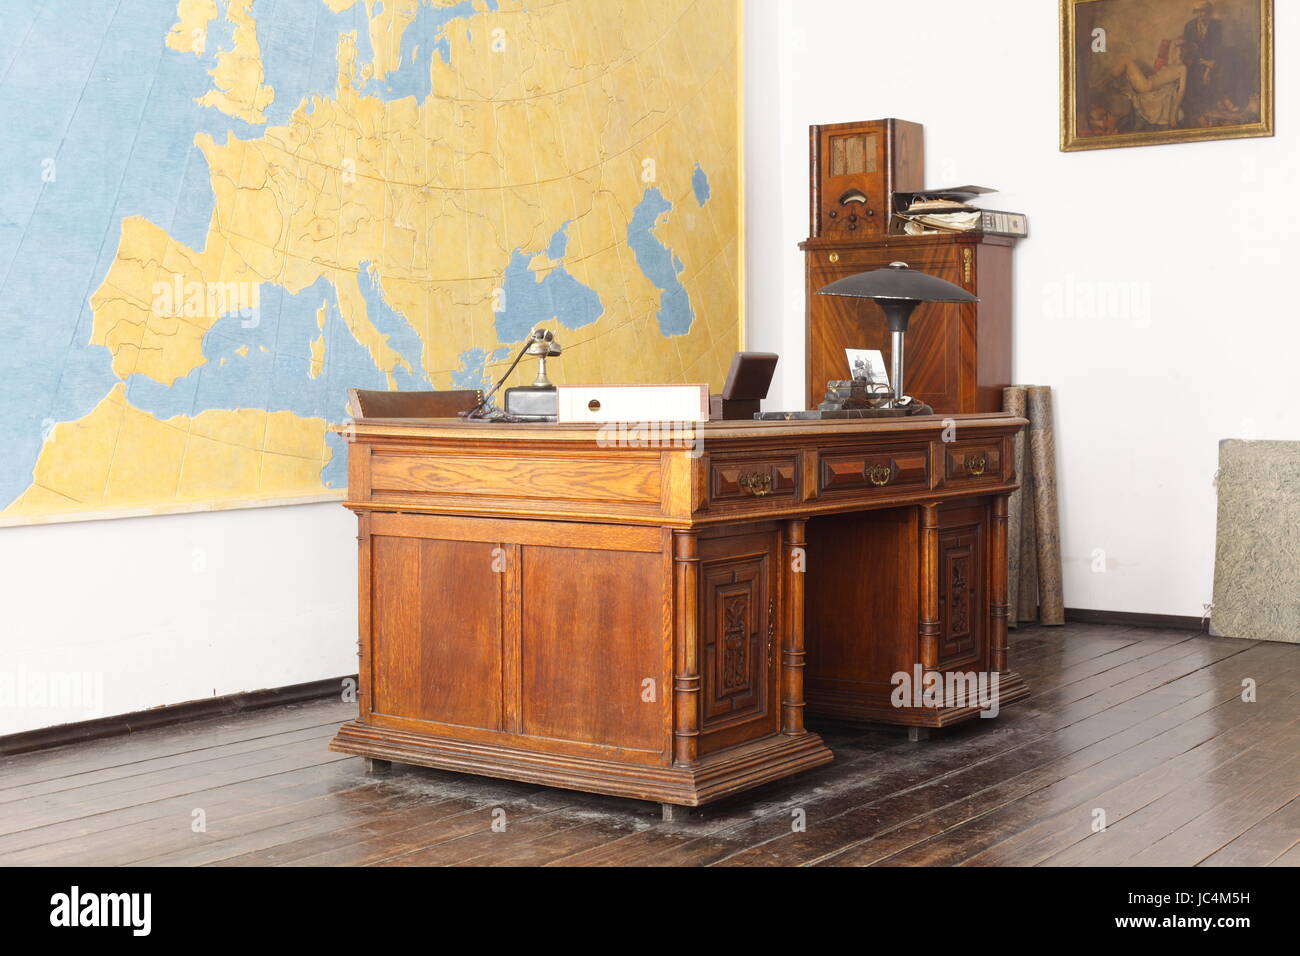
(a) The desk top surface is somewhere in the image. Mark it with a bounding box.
[342,411,1026,443]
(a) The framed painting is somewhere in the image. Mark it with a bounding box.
[1061,0,1273,151]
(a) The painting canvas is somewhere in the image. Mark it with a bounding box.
[1061,0,1273,150]
[0,0,743,525]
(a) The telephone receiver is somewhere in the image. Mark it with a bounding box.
[525,327,562,357]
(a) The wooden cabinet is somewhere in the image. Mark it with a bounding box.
[332,414,1028,807]
[801,232,1016,414]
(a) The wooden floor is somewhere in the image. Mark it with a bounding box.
[3,623,1299,867]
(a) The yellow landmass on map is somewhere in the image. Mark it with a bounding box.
[7,0,740,521]
[4,385,332,518]
[366,0,421,81]
[310,300,328,378]
[166,0,218,56]
[197,0,275,124]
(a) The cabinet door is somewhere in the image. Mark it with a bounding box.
[697,527,781,754]
[936,503,988,673]
[369,535,504,730]
[520,544,665,753]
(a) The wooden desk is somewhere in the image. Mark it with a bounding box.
[330,414,1029,807]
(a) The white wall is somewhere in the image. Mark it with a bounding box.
[746,0,1299,619]
[0,503,358,735]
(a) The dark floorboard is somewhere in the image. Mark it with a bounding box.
[2,624,1298,867]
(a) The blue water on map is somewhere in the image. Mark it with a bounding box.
[627,187,694,337]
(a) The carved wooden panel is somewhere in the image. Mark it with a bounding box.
[937,522,984,671]
[702,559,766,722]
[697,529,779,753]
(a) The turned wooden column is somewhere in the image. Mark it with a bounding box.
[918,503,941,671]
[671,530,701,766]
[990,494,1010,672]
[782,518,809,735]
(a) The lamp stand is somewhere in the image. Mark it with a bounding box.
[877,300,920,407]
[533,354,554,389]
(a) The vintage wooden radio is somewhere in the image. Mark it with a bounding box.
[808,118,924,239]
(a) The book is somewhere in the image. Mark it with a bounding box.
[976,209,1029,237]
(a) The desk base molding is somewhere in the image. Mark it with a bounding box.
[330,721,833,807]
[807,670,1029,728]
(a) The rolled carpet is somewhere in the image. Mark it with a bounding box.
[1026,385,1065,625]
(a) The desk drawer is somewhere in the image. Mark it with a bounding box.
[819,445,930,495]
[710,455,799,503]
[942,440,1005,485]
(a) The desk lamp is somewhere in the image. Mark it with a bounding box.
[817,261,978,407]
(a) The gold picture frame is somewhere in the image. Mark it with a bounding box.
[1061,0,1273,151]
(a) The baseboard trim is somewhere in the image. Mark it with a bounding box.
[0,675,354,757]
[1064,607,1205,632]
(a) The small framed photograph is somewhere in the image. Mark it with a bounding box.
[845,349,890,389]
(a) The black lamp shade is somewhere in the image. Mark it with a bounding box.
[816,261,979,304]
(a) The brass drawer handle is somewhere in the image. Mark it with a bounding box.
[738,472,773,496]
[966,454,987,477]
[866,463,893,487]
